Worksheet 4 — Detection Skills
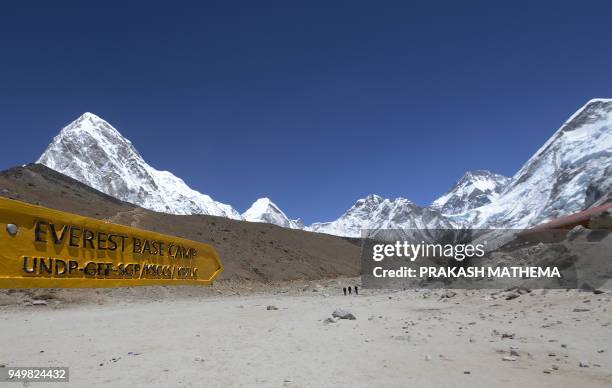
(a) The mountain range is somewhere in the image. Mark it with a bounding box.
[36,99,612,236]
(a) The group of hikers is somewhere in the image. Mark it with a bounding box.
[342,286,358,295]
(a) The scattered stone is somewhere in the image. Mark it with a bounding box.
[463,371,471,374]
[332,309,356,320]
[572,308,590,312]
[505,293,520,301]
[266,305,278,311]
[510,348,520,357]
[194,357,205,362]
[567,225,587,240]
[579,360,590,368]
[502,356,517,362]
[593,289,604,295]
[31,300,48,306]
[393,335,410,341]
[323,317,337,325]
[543,369,551,374]
[505,286,531,295]
[501,332,515,339]
[552,364,559,370]
[597,349,605,353]
[425,355,432,361]
[561,344,567,348]
[440,290,457,299]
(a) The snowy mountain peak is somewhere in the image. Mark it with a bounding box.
[242,198,302,229]
[460,98,612,228]
[309,194,453,237]
[59,112,126,140]
[38,113,242,219]
[432,170,509,215]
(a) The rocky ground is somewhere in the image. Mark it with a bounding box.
[0,164,362,282]
[0,279,610,387]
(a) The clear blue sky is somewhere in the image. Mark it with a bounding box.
[1,1,610,223]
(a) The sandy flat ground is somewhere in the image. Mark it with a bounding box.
[0,281,611,388]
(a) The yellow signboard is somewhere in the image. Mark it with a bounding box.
[0,197,222,288]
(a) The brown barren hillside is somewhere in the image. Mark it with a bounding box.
[0,164,361,281]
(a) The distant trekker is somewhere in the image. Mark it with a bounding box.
[348,286,352,295]
[355,286,359,295]
[343,287,347,296]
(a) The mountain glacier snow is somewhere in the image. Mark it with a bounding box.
[242,198,303,229]
[431,170,509,215]
[453,98,612,228]
[38,112,243,219]
[308,194,455,237]
[35,99,612,237]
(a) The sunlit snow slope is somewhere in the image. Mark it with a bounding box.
[38,113,242,219]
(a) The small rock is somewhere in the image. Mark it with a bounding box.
[572,308,590,312]
[266,305,279,311]
[501,332,515,339]
[543,369,551,374]
[567,225,587,240]
[425,355,432,361]
[463,371,471,374]
[332,309,356,320]
[552,364,559,370]
[593,289,604,295]
[323,317,337,325]
[502,356,517,361]
[597,349,605,353]
[505,293,520,301]
[579,360,590,368]
[31,300,47,306]
[561,344,567,348]
[194,357,205,362]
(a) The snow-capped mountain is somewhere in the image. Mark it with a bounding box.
[431,170,509,215]
[37,112,242,219]
[34,98,612,236]
[459,99,612,228]
[242,198,303,229]
[308,194,455,237]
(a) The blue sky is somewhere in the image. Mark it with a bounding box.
[1,1,611,223]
